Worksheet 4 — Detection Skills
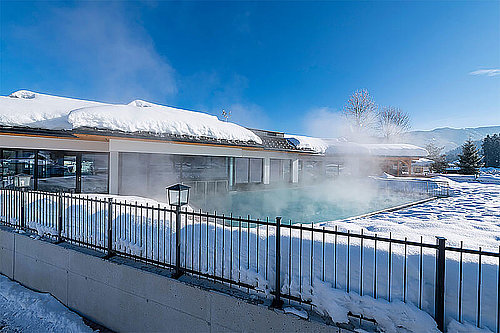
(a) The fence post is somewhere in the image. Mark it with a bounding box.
[56,193,63,243]
[173,205,183,279]
[20,190,25,229]
[435,237,446,331]
[106,198,114,258]
[271,216,283,308]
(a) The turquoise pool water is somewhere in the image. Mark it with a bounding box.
[191,183,428,224]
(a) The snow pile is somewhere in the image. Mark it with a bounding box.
[285,134,330,153]
[0,90,105,129]
[412,158,434,166]
[68,101,262,143]
[0,90,262,144]
[447,320,493,333]
[307,279,439,333]
[0,274,92,333]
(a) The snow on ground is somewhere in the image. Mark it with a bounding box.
[1,175,498,332]
[0,274,92,333]
[323,175,500,251]
[0,90,261,144]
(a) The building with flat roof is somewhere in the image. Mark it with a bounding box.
[0,90,427,201]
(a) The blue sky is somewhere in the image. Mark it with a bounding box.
[1,1,499,136]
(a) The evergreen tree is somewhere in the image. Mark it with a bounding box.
[424,142,447,173]
[457,138,483,174]
[482,134,500,167]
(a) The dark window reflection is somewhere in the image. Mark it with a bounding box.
[37,151,76,192]
[0,150,35,189]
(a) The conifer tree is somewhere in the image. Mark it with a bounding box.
[482,134,500,167]
[457,138,483,174]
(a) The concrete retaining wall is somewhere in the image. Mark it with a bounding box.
[0,227,337,332]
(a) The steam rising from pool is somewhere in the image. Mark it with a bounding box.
[191,177,427,224]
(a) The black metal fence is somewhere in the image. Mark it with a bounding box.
[0,188,497,332]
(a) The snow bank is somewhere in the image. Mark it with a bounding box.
[0,90,261,144]
[0,274,92,333]
[307,279,439,333]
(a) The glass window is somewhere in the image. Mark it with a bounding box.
[249,158,262,183]
[270,159,283,183]
[148,154,178,198]
[270,159,292,184]
[0,149,35,189]
[235,158,249,184]
[82,153,108,193]
[119,153,149,196]
[300,160,324,183]
[283,160,291,183]
[37,151,77,192]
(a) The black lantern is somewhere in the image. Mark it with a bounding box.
[14,174,31,189]
[167,184,190,207]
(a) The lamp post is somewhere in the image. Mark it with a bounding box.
[167,184,190,278]
[14,174,31,230]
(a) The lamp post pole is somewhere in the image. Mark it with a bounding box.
[174,204,183,279]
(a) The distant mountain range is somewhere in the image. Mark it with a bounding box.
[404,125,500,154]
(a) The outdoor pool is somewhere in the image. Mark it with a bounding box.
[191,183,429,224]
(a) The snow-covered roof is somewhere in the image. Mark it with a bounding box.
[0,90,262,144]
[285,134,427,157]
[284,134,330,153]
[326,142,428,157]
[412,158,434,166]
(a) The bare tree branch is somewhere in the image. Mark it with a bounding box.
[377,106,411,141]
[342,89,378,136]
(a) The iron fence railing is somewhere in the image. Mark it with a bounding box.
[0,188,496,332]
[373,178,450,198]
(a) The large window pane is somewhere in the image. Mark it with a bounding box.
[37,151,76,192]
[0,150,35,189]
[235,158,249,184]
[283,160,291,183]
[249,158,262,183]
[270,159,283,183]
[119,153,148,196]
[300,160,324,183]
[82,153,108,193]
[148,154,178,198]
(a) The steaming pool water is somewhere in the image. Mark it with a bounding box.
[191,183,429,224]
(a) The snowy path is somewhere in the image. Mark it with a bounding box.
[0,275,92,333]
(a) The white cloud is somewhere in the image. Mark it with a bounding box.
[14,3,177,102]
[469,69,500,77]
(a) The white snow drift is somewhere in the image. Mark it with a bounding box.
[0,90,262,144]
[0,274,92,333]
